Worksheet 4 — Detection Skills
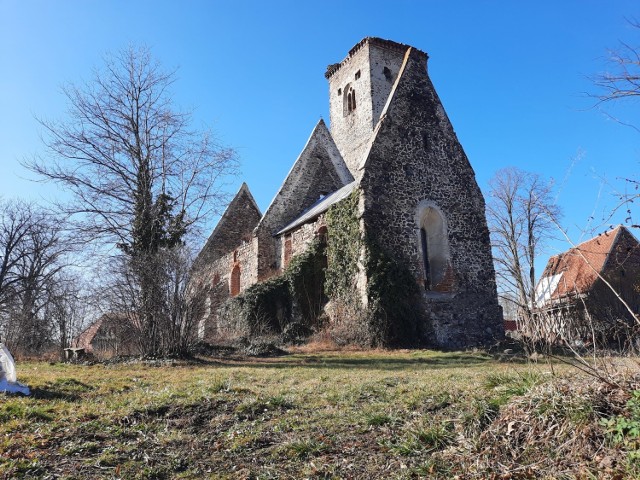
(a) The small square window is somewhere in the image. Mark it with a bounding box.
[355,70,361,80]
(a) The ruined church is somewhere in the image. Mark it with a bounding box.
[191,38,503,348]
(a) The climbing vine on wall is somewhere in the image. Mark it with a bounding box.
[219,239,326,342]
[221,188,425,347]
[324,188,424,346]
[364,237,423,346]
[324,190,362,303]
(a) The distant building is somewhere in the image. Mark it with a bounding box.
[72,314,138,357]
[190,38,503,348]
[531,226,640,348]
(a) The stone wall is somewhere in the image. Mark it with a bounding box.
[279,216,327,270]
[192,183,261,272]
[358,48,503,348]
[194,235,258,340]
[255,120,351,281]
[327,38,407,176]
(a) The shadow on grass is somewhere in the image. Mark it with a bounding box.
[30,379,94,402]
[205,352,496,371]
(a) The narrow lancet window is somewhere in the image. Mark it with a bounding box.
[420,227,431,290]
[230,265,241,296]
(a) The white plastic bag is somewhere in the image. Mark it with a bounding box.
[0,343,30,395]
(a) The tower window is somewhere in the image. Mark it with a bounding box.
[355,70,361,80]
[338,88,342,96]
[347,88,356,112]
[343,84,357,116]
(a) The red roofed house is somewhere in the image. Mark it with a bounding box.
[72,313,138,358]
[531,226,640,348]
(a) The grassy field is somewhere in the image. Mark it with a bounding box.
[0,349,635,479]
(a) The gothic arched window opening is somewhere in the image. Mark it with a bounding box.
[343,84,357,116]
[230,265,241,297]
[416,203,452,292]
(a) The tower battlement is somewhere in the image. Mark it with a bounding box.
[326,37,428,175]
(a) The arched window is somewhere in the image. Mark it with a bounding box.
[230,265,241,297]
[283,233,292,268]
[416,203,452,292]
[343,84,357,116]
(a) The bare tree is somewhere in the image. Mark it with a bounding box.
[487,168,561,326]
[0,199,38,310]
[593,19,640,106]
[0,200,72,355]
[27,46,237,251]
[592,19,640,229]
[44,273,91,360]
[100,246,204,357]
[25,46,237,356]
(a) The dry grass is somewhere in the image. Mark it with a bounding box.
[0,350,637,479]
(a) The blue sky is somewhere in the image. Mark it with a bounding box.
[1,0,639,259]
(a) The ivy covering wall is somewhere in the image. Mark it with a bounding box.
[324,189,425,346]
[220,188,426,347]
[219,239,326,342]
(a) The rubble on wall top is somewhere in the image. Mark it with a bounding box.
[325,37,426,79]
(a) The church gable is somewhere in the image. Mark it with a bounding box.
[257,119,353,235]
[357,46,501,347]
[191,37,503,350]
[192,182,261,271]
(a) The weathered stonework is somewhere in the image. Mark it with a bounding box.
[191,37,504,348]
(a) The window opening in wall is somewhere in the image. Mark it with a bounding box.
[343,83,357,116]
[284,234,292,268]
[355,70,361,80]
[316,226,328,246]
[347,87,356,113]
[420,227,431,290]
[230,265,241,296]
[338,88,342,96]
[417,205,451,292]
[383,66,393,82]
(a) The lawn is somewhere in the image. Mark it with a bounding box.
[0,349,634,479]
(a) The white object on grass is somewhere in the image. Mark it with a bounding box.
[0,343,30,395]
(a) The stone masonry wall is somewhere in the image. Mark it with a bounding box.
[194,236,258,340]
[192,184,261,272]
[278,216,327,270]
[327,38,407,177]
[256,121,350,281]
[359,48,503,348]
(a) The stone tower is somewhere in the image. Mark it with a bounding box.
[192,38,503,349]
[327,38,503,347]
[326,38,408,176]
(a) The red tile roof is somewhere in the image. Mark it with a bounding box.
[538,226,638,301]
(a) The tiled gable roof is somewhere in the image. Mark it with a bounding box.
[537,226,637,302]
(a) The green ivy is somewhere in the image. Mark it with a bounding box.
[324,190,361,303]
[224,187,424,347]
[221,240,326,342]
[364,237,422,346]
[324,188,423,347]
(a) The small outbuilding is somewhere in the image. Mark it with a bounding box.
[531,226,640,348]
[72,313,138,358]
